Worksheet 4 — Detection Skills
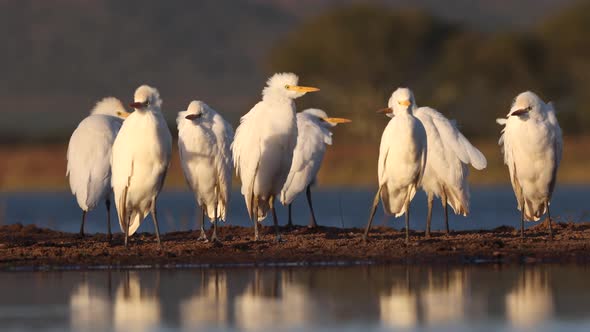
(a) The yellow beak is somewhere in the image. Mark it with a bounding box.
[324,117,352,124]
[287,85,320,93]
[119,112,131,119]
[399,100,411,106]
[376,107,393,114]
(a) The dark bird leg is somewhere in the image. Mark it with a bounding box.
[405,201,411,244]
[443,193,450,235]
[520,205,525,239]
[150,198,162,249]
[79,210,87,238]
[306,185,319,228]
[211,200,220,243]
[363,187,381,241]
[546,200,553,240]
[105,199,112,242]
[270,195,282,242]
[253,196,260,241]
[425,192,433,238]
[198,205,208,242]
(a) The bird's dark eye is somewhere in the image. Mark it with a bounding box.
[527,106,532,111]
[285,85,290,89]
[117,112,121,116]
[145,100,150,106]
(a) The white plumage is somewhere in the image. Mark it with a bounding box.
[364,88,427,242]
[497,91,562,238]
[412,107,487,235]
[232,72,319,241]
[280,108,350,227]
[177,100,233,242]
[111,85,172,247]
[67,97,130,238]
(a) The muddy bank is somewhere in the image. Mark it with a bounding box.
[1,222,590,270]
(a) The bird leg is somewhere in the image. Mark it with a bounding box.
[198,205,208,242]
[520,205,525,239]
[405,201,411,244]
[211,200,220,243]
[253,196,260,241]
[443,191,450,235]
[270,195,282,242]
[150,198,162,249]
[287,204,293,228]
[105,198,112,242]
[121,185,129,248]
[546,201,553,240]
[79,210,87,238]
[124,213,130,248]
[306,185,319,228]
[363,187,382,241]
[425,192,433,238]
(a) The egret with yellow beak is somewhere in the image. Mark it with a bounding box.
[363,87,427,243]
[111,85,172,248]
[232,72,319,241]
[280,108,351,228]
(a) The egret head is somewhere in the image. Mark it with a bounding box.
[130,85,162,111]
[302,108,352,128]
[378,88,416,117]
[183,100,210,121]
[262,72,319,100]
[509,91,543,118]
[90,97,131,119]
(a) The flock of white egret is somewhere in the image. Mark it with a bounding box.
[66,72,563,247]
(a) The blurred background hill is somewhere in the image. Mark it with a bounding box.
[2,0,590,189]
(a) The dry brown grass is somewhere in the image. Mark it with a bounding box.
[1,136,589,191]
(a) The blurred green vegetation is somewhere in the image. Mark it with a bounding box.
[268,2,590,140]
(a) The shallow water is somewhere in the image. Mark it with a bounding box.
[1,265,590,331]
[1,186,588,234]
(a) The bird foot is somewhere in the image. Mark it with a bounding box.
[210,232,221,244]
[274,235,284,243]
[197,231,209,242]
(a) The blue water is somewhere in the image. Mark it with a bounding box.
[1,265,590,332]
[0,186,588,234]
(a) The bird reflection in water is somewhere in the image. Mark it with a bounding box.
[505,268,554,328]
[113,271,161,332]
[181,270,228,328]
[61,266,566,331]
[69,274,112,331]
[235,269,314,330]
[379,268,468,328]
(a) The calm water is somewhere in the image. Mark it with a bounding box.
[1,265,590,331]
[0,186,588,234]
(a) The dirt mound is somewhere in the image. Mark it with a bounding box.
[1,222,589,270]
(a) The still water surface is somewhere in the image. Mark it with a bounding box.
[1,265,590,331]
[1,186,589,233]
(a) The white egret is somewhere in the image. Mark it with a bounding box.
[111,85,172,247]
[363,88,427,243]
[280,108,351,228]
[177,100,234,243]
[412,107,487,236]
[232,72,319,241]
[497,91,562,238]
[67,97,130,239]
